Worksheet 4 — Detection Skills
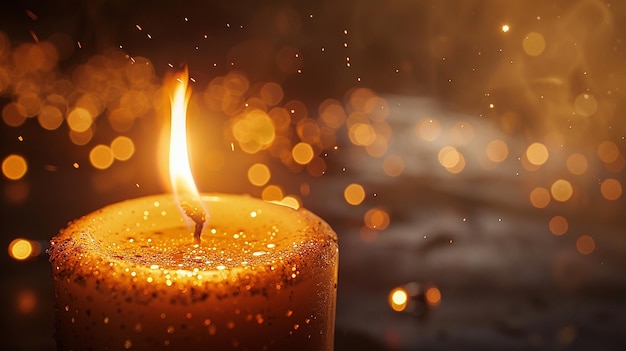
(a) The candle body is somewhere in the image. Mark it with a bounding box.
[49,194,338,350]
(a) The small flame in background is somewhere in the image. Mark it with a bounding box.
[167,67,204,221]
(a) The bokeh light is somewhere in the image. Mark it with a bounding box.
[2,154,28,180]
[247,163,271,187]
[522,32,546,56]
[2,102,27,127]
[232,109,276,154]
[485,139,509,163]
[66,107,94,132]
[349,123,376,146]
[526,142,549,166]
[551,179,574,202]
[383,155,404,177]
[17,92,42,117]
[292,142,314,165]
[574,93,598,117]
[259,82,284,106]
[389,287,408,312]
[344,183,365,206]
[529,187,551,209]
[364,207,390,231]
[69,128,94,146]
[8,238,40,260]
[262,185,283,202]
[600,178,622,200]
[319,99,347,129]
[365,134,388,158]
[415,118,441,141]
[576,235,595,255]
[597,141,619,164]
[566,153,588,175]
[549,216,568,236]
[110,136,135,161]
[37,105,64,130]
[438,146,465,173]
[425,286,442,307]
[16,289,37,314]
[89,144,115,170]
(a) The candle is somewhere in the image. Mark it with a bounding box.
[49,193,338,350]
[49,69,339,350]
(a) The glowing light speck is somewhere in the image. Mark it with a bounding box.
[344,183,366,206]
[2,154,28,180]
[389,287,408,312]
[8,238,40,260]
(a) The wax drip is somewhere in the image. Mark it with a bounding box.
[180,202,206,243]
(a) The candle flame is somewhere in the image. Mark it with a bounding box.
[168,68,206,241]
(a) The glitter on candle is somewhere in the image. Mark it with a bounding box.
[49,194,338,350]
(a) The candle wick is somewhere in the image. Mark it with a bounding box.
[180,202,206,243]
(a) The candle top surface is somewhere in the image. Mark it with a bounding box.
[49,193,338,289]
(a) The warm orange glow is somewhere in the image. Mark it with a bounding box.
[574,93,598,117]
[262,185,283,202]
[359,226,378,242]
[597,141,619,164]
[522,32,546,56]
[383,155,404,177]
[438,146,465,173]
[549,216,568,236]
[566,153,588,175]
[67,107,93,132]
[364,208,390,230]
[168,68,203,213]
[2,154,28,180]
[415,118,441,141]
[277,196,300,210]
[529,187,551,208]
[365,134,389,158]
[486,139,509,163]
[110,136,135,161]
[2,102,27,127]
[576,235,595,255]
[349,123,376,146]
[526,142,549,166]
[389,287,408,312]
[600,178,622,200]
[425,286,441,307]
[89,144,114,170]
[344,183,366,206]
[17,289,37,314]
[8,238,40,260]
[248,163,271,187]
[38,105,64,130]
[69,129,93,146]
[551,179,574,202]
[292,142,314,165]
[438,146,459,168]
[232,110,276,154]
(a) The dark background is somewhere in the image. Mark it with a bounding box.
[2,1,626,350]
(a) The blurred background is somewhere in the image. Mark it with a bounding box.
[1,0,626,350]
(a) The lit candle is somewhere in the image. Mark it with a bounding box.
[49,70,339,350]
